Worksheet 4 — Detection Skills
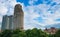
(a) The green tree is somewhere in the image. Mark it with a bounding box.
[54,29,60,37]
[0,32,1,37]
[25,29,32,37]
[37,29,48,37]
[1,30,12,37]
[31,28,39,37]
[11,29,26,37]
[49,34,55,37]
[25,28,48,37]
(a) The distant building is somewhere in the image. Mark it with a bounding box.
[1,15,13,30]
[44,27,57,34]
[1,4,24,31]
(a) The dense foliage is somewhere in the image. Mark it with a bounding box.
[0,28,60,37]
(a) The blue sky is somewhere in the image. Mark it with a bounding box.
[0,0,60,30]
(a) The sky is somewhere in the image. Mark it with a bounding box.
[0,0,60,30]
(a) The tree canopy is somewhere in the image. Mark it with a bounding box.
[0,28,60,37]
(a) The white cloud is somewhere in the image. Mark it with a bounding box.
[29,0,38,5]
[0,6,7,15]
[0,16,2,22]
[24,0,60,29]
[52,0,60,4]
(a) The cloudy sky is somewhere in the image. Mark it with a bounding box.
[0,0,60,30]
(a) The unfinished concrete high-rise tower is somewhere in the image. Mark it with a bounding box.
[13,4,24,30]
